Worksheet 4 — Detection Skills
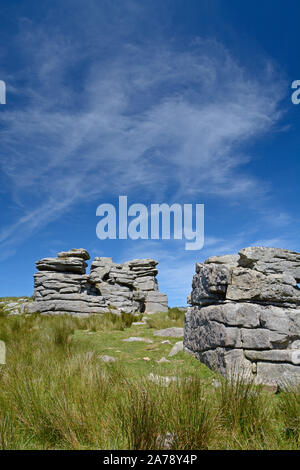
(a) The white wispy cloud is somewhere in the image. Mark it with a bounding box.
[0,5,286,258]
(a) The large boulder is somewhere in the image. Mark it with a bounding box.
[185,246,300,387]
[30,250,168,316]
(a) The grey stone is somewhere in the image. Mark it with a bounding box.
[287,310,300,336]
[240,328,288,350]
[168,341,183,357]
[5,302,19,309]
[226,267,300,304]
[99,355,116,363]
[34,271,85,286]
[89,266,112,283]
[256,362,300,387]
[196,348,253,379]
[0,340,5,364]
[184,318,241,352]
[191,263,231,306]
[133,291,146,302]
[36,257,87,274]
[60,286,80,294]
[134,277,157,291]
[245,349,300,364]
[123,337,153,343]
[238,246,300,281]
[260,307,290,334]
[154,327,184,338]
[127,258,158,268]
[145,292,168,314]
[204,254,239,267]
[91,257,113,267]
[57,248,90,260]
[223,349,253,379]
[186,303,261,329]
[156,357,171,363]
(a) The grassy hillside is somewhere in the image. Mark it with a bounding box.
[0,299,299,450]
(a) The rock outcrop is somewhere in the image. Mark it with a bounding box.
[0,297,31,315]
[184,247,300,387]
[28,249,168,316]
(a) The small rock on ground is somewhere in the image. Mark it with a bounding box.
[154,327,184,338]
[156,357,171,364]
[99,355,116,363]
[123,337,153,343]
[168,341,183,357]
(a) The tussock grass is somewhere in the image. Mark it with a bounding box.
[216,374,275,448]
[279,385,300,445]
[165,377,216,450]
[145,307,185,330]
[0,310,299,449]
[115,379,161,449]
[0,306,7,318]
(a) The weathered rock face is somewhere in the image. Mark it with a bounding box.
[184,246,300,387]
[28,249,168,316]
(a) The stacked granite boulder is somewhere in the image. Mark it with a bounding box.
[29,249,168,316]
[89,257,167,314]
[184,247,300,387]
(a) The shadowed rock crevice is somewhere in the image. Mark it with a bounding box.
[184,246,300,387]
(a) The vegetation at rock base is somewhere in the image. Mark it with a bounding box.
[0,301,299,450]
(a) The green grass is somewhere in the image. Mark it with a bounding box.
[0,304,299,449]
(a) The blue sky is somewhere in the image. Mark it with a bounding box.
[0,0,300,305]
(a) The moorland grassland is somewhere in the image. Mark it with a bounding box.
[0,301,299,450]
